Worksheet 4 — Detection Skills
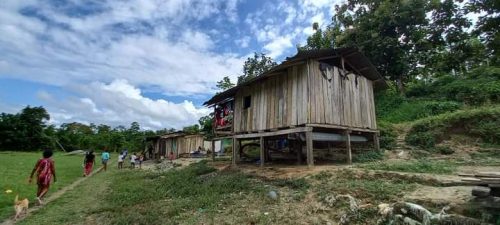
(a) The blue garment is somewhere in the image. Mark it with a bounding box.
[101,152,110,160]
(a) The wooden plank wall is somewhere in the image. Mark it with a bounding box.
[177,135,204,154]
[233,60,377,133]
[233,64,309,132]
[308,60,377,129]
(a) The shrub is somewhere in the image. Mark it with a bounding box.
[353,151,384,163]
[378,122,397,150]
[405,131,436,149]
[405,106,500,148]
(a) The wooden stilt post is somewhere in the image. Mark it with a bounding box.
[296,141,302,165]
[306,131,314,167]
[211,139,216,162]
[260,136,265,167]
[345,130,352,165]
[232,137,237,166]
[373,132,380,152]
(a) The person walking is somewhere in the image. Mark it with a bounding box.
[29,150,56,205]
[101,149,110,171]
[83,150,95,176]
[130,153,137,169]
[117,152,124,169]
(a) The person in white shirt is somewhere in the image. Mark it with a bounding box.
[117,153,124,169]
[130,153,137,169]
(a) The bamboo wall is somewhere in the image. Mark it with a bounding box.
[177,135,204,155]
[233,59,377,133]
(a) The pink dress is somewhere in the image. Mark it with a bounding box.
[35,158,55,188]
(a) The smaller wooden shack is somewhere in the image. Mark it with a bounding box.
[149,132,206,158]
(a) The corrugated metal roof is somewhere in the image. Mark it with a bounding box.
[203,47,386,106]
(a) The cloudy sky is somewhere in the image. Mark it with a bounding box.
[0,0,339,130]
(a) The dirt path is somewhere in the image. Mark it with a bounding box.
[0,163,109,225]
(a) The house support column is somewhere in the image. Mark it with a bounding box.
[232,137,239,166]
[260,136,265,167]
[345,130,352,165]
[211,139,216,162]
[155,139,160,159]
[306,131,314,167]
[296,141,302,165]
[373,132,380,152]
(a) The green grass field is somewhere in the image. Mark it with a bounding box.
[0,151,89,220]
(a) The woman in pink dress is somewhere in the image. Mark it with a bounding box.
[83,151,95,176]
[29,150,56,204]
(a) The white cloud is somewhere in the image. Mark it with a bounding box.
[40,80,210,130]
[263,36,293,59]
[235,36,251,48]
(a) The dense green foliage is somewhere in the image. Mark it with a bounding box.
[300,0,496,93]
[0,106,159,152]
[406,66,500,105]
[376,90,461,123]
[377,122,397,150]
[238,52,277,84]
[0,106,51,151]
[405,106,500,148]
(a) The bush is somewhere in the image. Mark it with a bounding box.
[353,151,384,163]
[407,66,500,105]
[405,131,436,149]
[378,122,397,150]
[406,106,500,148]
[375,88,461,123]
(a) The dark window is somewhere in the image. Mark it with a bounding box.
[244,95,251,109]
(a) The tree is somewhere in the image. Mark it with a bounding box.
[182,124,200,134]
[237,53,277,84]
[468,0,500,64]
[216,76,235,92]
[198,113,214,138]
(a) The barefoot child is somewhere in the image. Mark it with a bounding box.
[29,150,56,205]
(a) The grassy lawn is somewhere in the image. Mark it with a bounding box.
[0,151,94,221]
[357,159,457,174]
[17,161,425,225]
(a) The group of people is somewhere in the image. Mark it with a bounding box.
[28,148,145,205]
[117,150,144,169]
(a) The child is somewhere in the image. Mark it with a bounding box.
[168,151,175,163]
[117,153,124,169]
[130,153,137,169]
[138,154,144,169]
[29,150,56,205]
[101,149,110,171]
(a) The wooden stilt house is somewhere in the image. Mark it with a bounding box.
[204,48,386,166]
[150,132,205,158]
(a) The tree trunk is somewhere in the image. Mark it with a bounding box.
[396,77,405,95]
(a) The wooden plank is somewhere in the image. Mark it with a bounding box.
[233,126,313,139]
[476,172,500,178]
[286,67,293,126]
[260,136,265,167]
[291,66,298,125]
[232,137,238,166]
[301,63,308,124]
[373,132,380,152]
[345,130,352,164]
[282,71,288,126]
[306,131,314,167]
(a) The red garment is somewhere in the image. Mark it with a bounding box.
[168,153,175,161]
[35,158,54,188]
[84,162,93,176]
